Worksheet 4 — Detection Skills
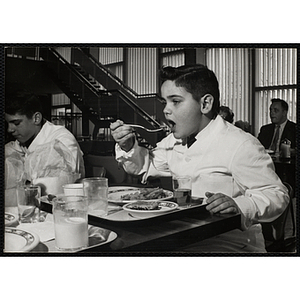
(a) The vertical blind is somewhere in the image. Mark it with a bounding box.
[255,48,297,134]
[127,48,157,94]
[98,47,123,64]
[206,48,251,124]
[161,48,185,68]
[255,48,297,86]
[54,47,72,63]
[161,52,185,68]
[106,64,123,81]
[96,47,185,95]
[98,47,124,81]
[161,48,184,53]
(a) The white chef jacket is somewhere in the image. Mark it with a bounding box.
[5,121,85,206]
[115,115,289,253]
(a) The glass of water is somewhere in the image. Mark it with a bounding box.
[17,184,41,223]
[82,177,108,217]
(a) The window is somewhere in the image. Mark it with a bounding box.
[254,48,297,134]
[206,47,297,135]
[206,48,251,125]
[160,48,185,68]
[98,47,124,80]
[127,48,158,94]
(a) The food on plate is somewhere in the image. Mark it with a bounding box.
[126,201,160,211]
[120,187,168,200]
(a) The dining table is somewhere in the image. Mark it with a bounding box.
[4,186,241,255]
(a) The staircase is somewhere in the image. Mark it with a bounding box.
[39,47,165,148]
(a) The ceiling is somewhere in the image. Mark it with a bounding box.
[5,57,62,96]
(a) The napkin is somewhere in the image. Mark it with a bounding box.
[17,214,55,243]
[88,226,110,242]
[25,140,75,180]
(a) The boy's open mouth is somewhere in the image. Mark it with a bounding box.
[166,120,176,131]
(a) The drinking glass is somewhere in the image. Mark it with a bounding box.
[63,183,84,196]
[172,176,192,207]
[17,184,41,223]
[33,173,81,196]
[52,195,89,251]
[82,177,108,217]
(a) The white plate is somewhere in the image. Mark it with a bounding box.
[5,212,19,227]
[4,227,40,252]
[108,186,173,204]
[123,200,178,218]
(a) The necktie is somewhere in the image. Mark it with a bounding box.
[270,125,280,152]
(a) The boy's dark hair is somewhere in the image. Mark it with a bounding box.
[5,94,44,118]
[219,105,234,123]
[271,98,289,111]
[160,64,220,117]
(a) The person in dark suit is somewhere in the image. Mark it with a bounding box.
[258,98,296,154]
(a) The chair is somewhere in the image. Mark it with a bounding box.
[261,182,296,252]
[83,154,139,185]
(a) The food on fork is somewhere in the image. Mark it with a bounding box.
[121,187,168,200]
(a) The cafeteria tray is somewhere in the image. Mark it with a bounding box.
[89,202,208,227]
[41,197,208,227]
[29,225,117,253]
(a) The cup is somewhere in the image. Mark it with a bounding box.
[172,176,192,207]
[16,184,41,223]
[82,177,108,217]
[63,183,84,196]
[52,195,89,251]
[33,173,81,196]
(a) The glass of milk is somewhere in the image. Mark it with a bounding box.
[52,195,89,251]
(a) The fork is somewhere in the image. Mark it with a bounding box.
[126,124,166,133]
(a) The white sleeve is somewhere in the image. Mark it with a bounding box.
[231,139,289,230]
[57,135,85,177]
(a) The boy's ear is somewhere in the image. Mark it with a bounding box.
[200,94,214,114]
[33,112,43,125]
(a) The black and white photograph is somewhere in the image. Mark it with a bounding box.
[2,45,297,255]
[1,3,299,300]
